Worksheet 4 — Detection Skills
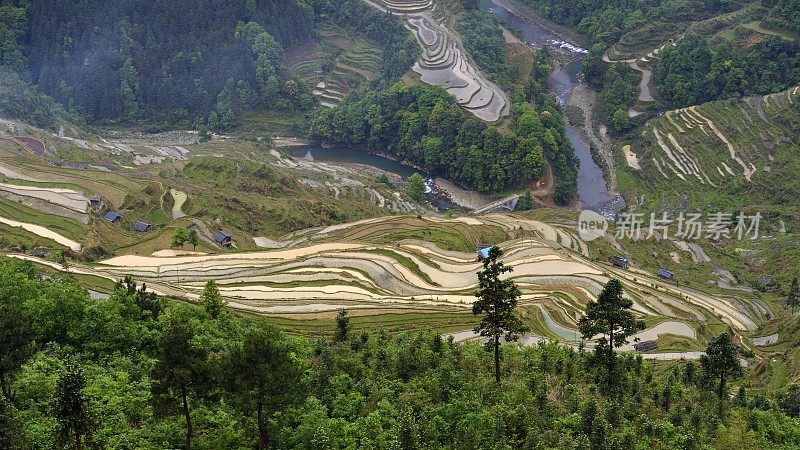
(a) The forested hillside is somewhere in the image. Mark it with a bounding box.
[3,257,800,449]
[0,0,418,129]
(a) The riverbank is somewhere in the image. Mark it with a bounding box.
[567,82,618,191]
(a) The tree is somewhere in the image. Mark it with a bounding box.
[52,358,96,450]
[788,277,799,312]
[515,191,534,211]
[119,57,141,120]
[0,262,36,401]
[579,279,645,387]
[473,246,529,383]
[408,173,426,203]
[187,229,199,251]
[609,108,630,133]
[0,396,26,449]
[700,331,743,404]
[151,311,212,450]
[199,280,226,319]
[225,324,304,449]
[335,309,351,342]
[172,228,188,248]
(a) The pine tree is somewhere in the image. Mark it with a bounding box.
[199,280,226,319]
[788,277,799,312]
[335,309,351,342]
[52,358,96,450]
[579,279,645,387]
[700,330,743,406]
[187,229,199,251]
[151,311,212,449]
[225,324,304,449]
[473,246,529,383]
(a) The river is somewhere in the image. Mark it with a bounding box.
[286,145,463,212]
[483,0,625,217]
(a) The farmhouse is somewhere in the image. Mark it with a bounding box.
[214,230,233,247]
[609,256,629,269]
[633,340,658,352]
[89,196,101,210]
[132,221,151,233]
[657,268,675,280]
[104,211,122,223]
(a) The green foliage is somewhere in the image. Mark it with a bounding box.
[0,396,26,449]
[187,229,199,251]
[0,1,28,71]
[313,0,418,80]
[579,279,645,387]
[407,173,426,203]
[0,259,36,401]
[700,331,743,403]
[459,11,513,84]
[17,0,315,122]
[5,258,800,448]
[582,43,608,90]
[52,358,97,450]
[226,323,304,449]
[199,280,226,319]
[312,82,568,196]
[473,246,529,383]
[334,309,351,343]
[763,0,800,35]
[515,191,535,211]
[0,68,65,128]
[788,277,800,311]
[171,228,188,248]
[151,307,214,449]
[655,35,800,108]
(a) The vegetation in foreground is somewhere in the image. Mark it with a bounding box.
[2,256,800,449]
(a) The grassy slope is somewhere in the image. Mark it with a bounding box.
[620,86,800,222]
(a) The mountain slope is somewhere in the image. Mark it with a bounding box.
[620,85,800,223]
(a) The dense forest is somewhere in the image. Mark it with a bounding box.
[311,57,578,201]
[458,10,514,85]
[654,35,800,108]
[0,0,417,127]
[3,255,800,449]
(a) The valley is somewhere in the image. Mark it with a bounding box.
[0,0,799,447]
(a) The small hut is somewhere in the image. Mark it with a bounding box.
[132,221,151,233]
[214,230,233,247]
[104,211,122,223]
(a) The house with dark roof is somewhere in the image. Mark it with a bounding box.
[657,268,674,280]
[633,340,658,352]
[213,230,232,247]
[609,256,629,269]
[132,221,151,233]
[105,211,121,223]
[89,196,101,210]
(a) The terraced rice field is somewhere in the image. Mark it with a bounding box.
[170,188,187,220]
[362,0,510,122]
[17,214,761,348]
[634,85,799,188]
[0,182,89,213]
[287,29,384,108]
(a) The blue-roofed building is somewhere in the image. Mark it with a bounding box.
[657,268,674,280]
[477,245,492,261]
[105,211,121,223]
[213,230,232,247]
